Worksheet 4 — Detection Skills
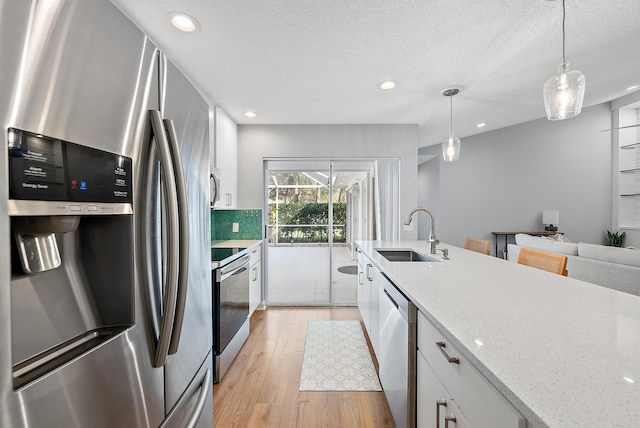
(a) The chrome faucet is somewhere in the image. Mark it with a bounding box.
[404,208,439,254]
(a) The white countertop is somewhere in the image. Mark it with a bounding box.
[210,240,262,269]
[211,239,262,249]
[357,240,640,428]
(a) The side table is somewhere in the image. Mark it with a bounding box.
[491,231,563,259]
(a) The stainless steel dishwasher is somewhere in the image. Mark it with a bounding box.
[379,273,417,428]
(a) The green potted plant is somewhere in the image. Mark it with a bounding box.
[606,230,626,247]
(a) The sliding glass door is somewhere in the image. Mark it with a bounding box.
[266,160,332,305]
[263,158,398,306]
[330,161,375,304]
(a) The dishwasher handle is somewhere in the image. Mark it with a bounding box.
[382,274,416,323]
[383,289,399,309]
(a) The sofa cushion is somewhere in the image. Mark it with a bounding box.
[578,242,640,268]
[567,256,640,295]
[514,234,579,256]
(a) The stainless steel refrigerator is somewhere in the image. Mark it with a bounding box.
[0,1,212,427]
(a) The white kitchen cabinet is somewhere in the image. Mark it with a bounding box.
[417,350,470,428]
[211,106,237,208]
[417,311,525,428]
[356,249,380,357]
[369,262,380,357]
[249,244,262,316]
[357,249,368,326]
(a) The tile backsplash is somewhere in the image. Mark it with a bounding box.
[211,209,262,241]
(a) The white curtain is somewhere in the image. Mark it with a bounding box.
[374,159,400,241]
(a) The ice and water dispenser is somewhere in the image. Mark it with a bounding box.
[7,128,135,387]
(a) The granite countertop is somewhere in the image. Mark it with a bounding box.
[356,240,640,428]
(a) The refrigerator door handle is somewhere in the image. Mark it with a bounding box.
[163,118,190,355]
[185,369,212,428]
[149,110,180,368]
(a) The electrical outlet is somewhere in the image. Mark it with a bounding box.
[232,222,239,233]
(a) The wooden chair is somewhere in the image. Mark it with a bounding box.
[464,237,491,255]
[517,247,568,276]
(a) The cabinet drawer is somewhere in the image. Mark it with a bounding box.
[417,311,525,428]
[249,244,261,266]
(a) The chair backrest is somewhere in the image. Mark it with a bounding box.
[517,247,568,276]
[464,237,491,255]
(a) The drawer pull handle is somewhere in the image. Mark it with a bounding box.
[445,413,457,427]
[436,399,447,428]
[436,341,460,364]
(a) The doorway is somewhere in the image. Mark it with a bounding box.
[263,158,398,306]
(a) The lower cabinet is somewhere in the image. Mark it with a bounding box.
[369,262,380,357]
[357,250,369,329]
[417,311,525,428]
[417,351,470,428]
[357,249,380,356]
[249,244,262,317]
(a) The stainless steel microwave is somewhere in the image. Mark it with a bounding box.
[210,168,221,207]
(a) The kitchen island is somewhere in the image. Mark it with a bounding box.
[357,240,640,428]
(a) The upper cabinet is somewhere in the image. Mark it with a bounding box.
[210,106,238,208]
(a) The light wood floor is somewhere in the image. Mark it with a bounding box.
[213,307,396,428]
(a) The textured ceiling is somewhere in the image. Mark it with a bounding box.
[111,0,640,147]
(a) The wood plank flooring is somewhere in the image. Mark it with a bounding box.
[213,307,396,428]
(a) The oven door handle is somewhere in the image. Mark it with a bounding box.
[219,255,251,281]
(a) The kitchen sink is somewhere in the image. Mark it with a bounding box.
[375,249,441,263]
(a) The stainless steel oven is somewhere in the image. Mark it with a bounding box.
[213,252,250,383]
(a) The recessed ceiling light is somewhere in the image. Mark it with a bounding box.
[625,84,639,91]
[379,80,397,90]
[168,12,200,32]
[476,122,487,128]
[244,111,257,118]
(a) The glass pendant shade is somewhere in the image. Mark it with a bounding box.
[543,61,586,120]
[442,132,460,162]
[441,87,461,162]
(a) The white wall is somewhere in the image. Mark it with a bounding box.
[236,124,419,240]
[419,103,612,254]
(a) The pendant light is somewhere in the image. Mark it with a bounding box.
[442,88,461,162]
[543,0,585,120]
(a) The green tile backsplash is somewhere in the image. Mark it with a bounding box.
[211,209,263,241]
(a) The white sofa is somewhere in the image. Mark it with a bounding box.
[507,234,640,296]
